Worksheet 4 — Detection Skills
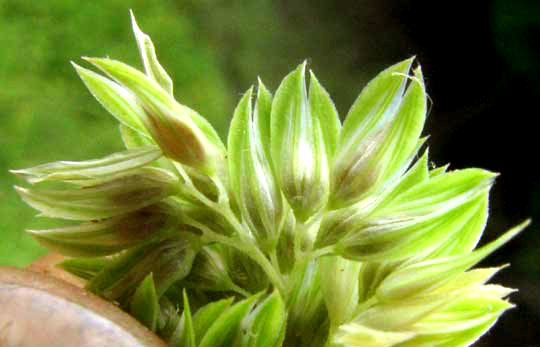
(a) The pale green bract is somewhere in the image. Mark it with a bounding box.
[12,12,530,347]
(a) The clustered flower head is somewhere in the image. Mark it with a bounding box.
[12,11,529,347]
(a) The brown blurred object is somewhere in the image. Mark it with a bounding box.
[0,266,166,347]
[26,252,85,288]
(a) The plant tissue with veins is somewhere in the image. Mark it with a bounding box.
[12,11,530,347]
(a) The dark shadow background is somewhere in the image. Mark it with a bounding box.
[1,1,538,345]
[384,1,540,345]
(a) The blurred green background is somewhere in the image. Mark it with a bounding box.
[1,1,539,345]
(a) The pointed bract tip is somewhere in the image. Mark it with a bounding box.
[521,218,532,228]
[256,77,271,97]
[499,263,511,271]
[487,171,501,180]
[81,56,107,65]
[130,9,142,33]
[257,76,266,88]
[70,61,84,73]
[25,229,43,236]
[9,169,23,176]
[412,65,425,84]
[479,170,500,181]
[82,57,114,71]
[297,60,308,75]
[308,69,319,81]
[244,85,254,100]
[182,287,190,303]
[399,56,416,71]
[13,185,28,194]
[500,219,531,244]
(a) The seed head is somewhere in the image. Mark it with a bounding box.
[11,12,529,347]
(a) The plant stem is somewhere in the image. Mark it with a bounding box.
[199,225,285,293]
[308,245,335,260]
[227,281,251,297]
[171,160,286,293]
